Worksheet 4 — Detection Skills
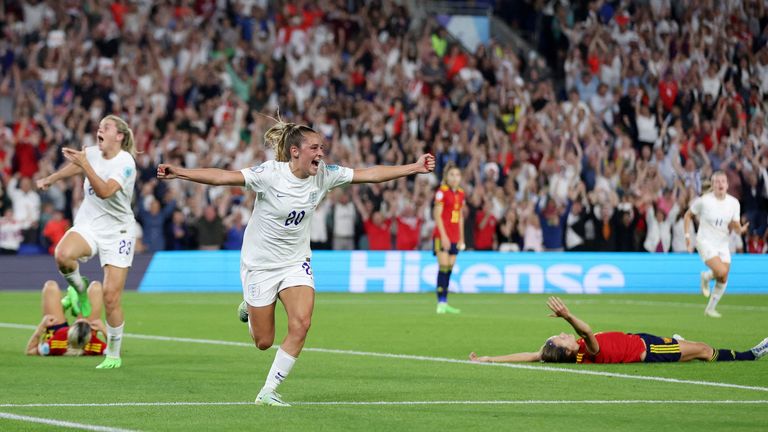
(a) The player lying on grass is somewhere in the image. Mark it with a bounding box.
[26,280,107,356]
[469,297,768,364]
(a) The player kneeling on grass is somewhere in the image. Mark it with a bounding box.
[469,297,768,364]
[26,280,107,357]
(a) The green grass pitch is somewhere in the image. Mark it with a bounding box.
[1,292,767,431]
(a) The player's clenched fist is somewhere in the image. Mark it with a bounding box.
[157,164,177,179]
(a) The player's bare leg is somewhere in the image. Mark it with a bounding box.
[703,257,729,318]
[41,281,67,326]
[255,286,314,407]
[436,251,460,314]
[96,265,128,369]
[247,302,277,350]
[54,232,92,314]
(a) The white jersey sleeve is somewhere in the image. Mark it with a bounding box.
[240,160,276,192]
[730,198,741,224]
[318,161,353,190]
[107,152,136,189]
[689,196,702,217]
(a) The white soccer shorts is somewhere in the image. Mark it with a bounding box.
[68,224,136,268]
[241,261,315,307]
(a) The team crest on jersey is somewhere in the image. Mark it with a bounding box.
[250,164,265,173]
[123,166,134,178]
[326,164,340,171]
[309,191,318,205]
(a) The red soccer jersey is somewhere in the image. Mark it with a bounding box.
[433,185,465,242]
[576,332,645,364]
[363,219,393,250]
[42,325,107,356]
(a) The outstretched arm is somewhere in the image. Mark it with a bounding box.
[36,162,82,191]
[469,351,542,363]
[157,164,245,186]
[351,154,435,184]
[547,296,599,355]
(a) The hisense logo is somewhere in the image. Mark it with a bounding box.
[347,252,626,294]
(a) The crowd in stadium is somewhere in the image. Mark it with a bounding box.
[0,0,767,255]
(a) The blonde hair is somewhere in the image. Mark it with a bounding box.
[263,119,317,162]
[706,170,726,193]
[66,321,91,350]
[103,114,137,157]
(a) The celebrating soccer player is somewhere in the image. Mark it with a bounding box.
[36,115,138,369]
[158,117,435,406]
[684,171,749,317]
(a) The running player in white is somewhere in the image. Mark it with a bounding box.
[157,120,435,406]
[36,115,138,368]
[684,171,748,318]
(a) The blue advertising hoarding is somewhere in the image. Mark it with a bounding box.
[138,251,768,294]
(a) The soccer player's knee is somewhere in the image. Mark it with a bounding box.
[253,337,274,351]
[714,269,728,282]
[102,291,121,310]
[53,246,68,265]
[289,316,312,336]
[42,280,59,293]
[54,245,77,268]
[86,281,101,295]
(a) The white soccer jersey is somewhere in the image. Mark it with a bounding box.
[689,192,740,246]
[74,146,137,232]
[240,160,353,270]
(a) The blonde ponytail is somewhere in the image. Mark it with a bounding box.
[103,114,137,158]
[263,118,317,162]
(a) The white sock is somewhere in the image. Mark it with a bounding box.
[706,281,727,311]
[702,270,713,281]
[105,322,124,358]
[61,268,86,292]
[261,348,296,394]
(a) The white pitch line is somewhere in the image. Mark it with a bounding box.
[296,399,768,406]
[132,297,768,311]
[2,323,767,393]
[1,400,767,408]
[314,298,768,312]
[0,412,138,431]
[568,298,768,312]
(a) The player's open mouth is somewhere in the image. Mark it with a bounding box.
[97,135,104,143]
[311,160,320,167]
